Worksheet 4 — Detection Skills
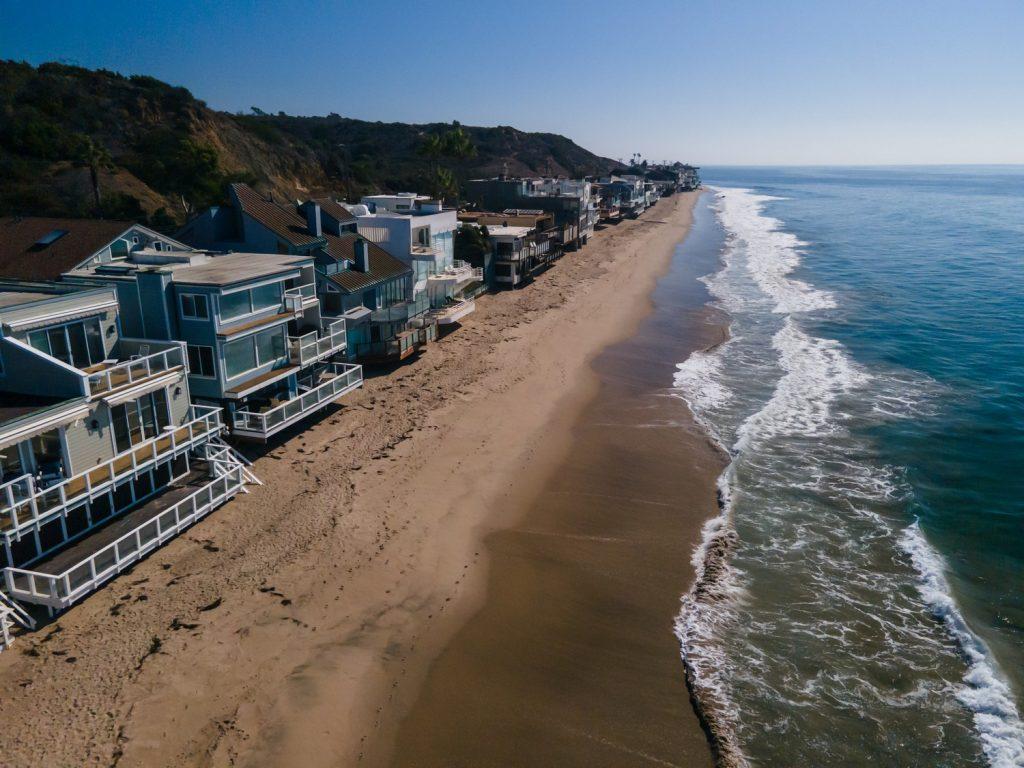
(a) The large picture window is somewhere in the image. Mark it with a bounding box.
[223,327,286,379]
[219,290,252,321]
[27,317,105,368]
[219,282,284,322]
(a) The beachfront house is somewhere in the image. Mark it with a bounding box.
[355,194,483,329]
[0,216,193,282]
[463,177,598,251]
[0,280,249,629]
[178,184,451,363]
[599,176,647,218]
[63,249,362,442]
[457,210,558,289]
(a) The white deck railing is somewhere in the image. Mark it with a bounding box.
[283,283,317,314]
[86,342,186,397]
[288,319,347,367]
[231,363,363,440]
[0,405,223,536]
[3,458,247,609]
[429,299,476,325]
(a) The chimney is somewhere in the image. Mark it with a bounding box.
[306,202,322,237]
[355,239,370,272]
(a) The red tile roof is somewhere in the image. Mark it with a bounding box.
[0,217,135,281]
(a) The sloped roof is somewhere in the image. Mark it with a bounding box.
[231,183,322,247]
[0,217,134,281]
[310,197,356,224]
[321,232,411,293]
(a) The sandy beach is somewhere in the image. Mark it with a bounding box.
[0,190,719,768]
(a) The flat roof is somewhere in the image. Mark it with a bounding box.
[486,226,533,237]
[0,290,58,309]
[165,253,310,286]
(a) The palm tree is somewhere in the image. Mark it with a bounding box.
[75,136,114,213]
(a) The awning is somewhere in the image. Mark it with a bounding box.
[100,370,184,407]
[4,298,119,333]
[0,401,90,452]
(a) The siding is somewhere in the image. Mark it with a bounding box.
[168,376,190,425]
[63,403,114,475]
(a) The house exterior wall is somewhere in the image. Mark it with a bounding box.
[63,402,114,475]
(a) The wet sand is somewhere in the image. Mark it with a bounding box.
[390,196,729,767]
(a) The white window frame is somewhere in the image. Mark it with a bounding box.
[180,293,210,320]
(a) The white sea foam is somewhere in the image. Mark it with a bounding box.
[714,188,835,314]
[735,318,868,450]
[900,523,1024,768]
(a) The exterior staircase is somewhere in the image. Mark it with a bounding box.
[0,589,35,653]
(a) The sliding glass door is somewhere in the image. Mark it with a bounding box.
[28,317,106,368]
[111,390,171,454]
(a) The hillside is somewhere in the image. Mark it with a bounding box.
[0,61,623,231]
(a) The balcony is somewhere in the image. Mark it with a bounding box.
[3,445,248,610]
[231,363,363,441]
[370,294,430,325]
[283,283,318,315]
[0,405,224,538]
[288,318,347,368]
[429,298,475,326]
[427,260,483,288]
[85,339,186,398]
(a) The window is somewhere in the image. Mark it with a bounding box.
[223,327,285,379]
[111,390,171,454]
[187,345,216,377]
[219,290,252,321]
[224,336,257,378]
[219,283,285,322]
[180,293,209,319]
[254,327,285,365]
[27,318,105,368]
[251,282,282,312]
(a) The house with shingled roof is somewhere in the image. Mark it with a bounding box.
[179,184,449,362]
[0,217,193,283]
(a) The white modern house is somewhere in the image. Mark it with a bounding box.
[354,194,482,327]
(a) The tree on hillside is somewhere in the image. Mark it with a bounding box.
[73,136,114,213]
[417,122,477,200]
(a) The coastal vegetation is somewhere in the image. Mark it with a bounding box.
[0,60,622,229]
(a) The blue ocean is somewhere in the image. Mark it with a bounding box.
[673,167,1024,767]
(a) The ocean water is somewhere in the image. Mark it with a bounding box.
[672,167,1024,767]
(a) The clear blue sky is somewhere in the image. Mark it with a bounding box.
[3,0,1023,165]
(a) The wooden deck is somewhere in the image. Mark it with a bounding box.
[29,469,210,576]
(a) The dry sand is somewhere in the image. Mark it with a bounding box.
[0,190,715,767]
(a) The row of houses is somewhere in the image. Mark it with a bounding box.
[0,168,697,648]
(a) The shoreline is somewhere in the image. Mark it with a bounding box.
[388,191,729,766]
[0,191,710,768]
